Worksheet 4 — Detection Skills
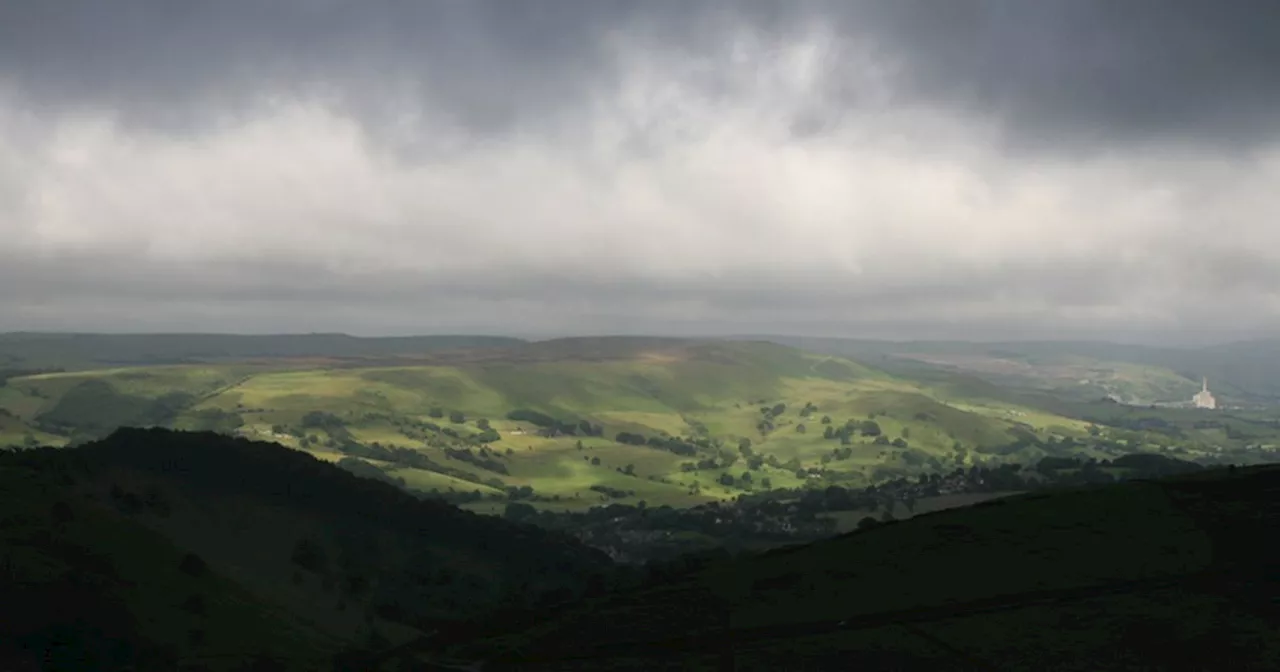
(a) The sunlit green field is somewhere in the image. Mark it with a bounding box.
[3,339,1265,510]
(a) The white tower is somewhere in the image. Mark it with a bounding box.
[1192,377,1217,410]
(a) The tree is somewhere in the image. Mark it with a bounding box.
[823,426,835,440]
[504,502,538,522]
[795,423,807,434]
[590,456,601,466]
[857,516,878,531]
[428,407,445,419]
[820,415,832,425]
[738,437,753,455]
[761,477,772,489]
[901,427,911,439]
[575,440,584,451]
[859,420,882,437]
[892,437,908,448]
[477,418,492,430]
[771,403,787,416]
[740,471,752,483]
[718,473,735,487]
[449,411,466,424]
[623,463,636,476]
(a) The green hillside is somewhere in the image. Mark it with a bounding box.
[0,339,1131,509]
[768,335,1280,405]
[3,336,1276,512]
[0,429,613,670]
[440,464,1280,670]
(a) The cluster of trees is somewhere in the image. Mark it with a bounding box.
[443,447,509,475]
[614,431,710,457]
[820,419,885,443]
[589,484,634,499]
[714,471,771,489]
[505,409,604,438]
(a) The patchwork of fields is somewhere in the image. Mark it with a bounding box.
[3,338,1273,510]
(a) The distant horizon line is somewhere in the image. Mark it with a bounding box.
[2,329,1274,349]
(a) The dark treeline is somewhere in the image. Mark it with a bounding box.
[505,409,603,437]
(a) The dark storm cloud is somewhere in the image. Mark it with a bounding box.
[843,0,1280,150]
[0,0,794,138]
[2,1,1280,342]
[4,1,1279,147]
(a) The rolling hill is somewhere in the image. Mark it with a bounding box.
[435,464,1280,670]
[0,337,1148,509]
[763,335,1280,406]
[2,335,1276,513]
[0,429,613,670]
[0,332,524,369]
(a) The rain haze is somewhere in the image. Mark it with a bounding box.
[3,0,1280,344]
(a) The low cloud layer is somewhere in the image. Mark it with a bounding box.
[2,1,1279,343]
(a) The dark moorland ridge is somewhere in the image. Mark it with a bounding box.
[2,429,1278,671]
[0,428,613,671]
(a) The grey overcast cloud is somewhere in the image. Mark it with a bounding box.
[2,1,1279,343]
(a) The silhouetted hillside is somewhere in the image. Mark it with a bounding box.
[434,464,1280,670]
[0,429,614,670]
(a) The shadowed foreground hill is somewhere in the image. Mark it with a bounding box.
[0,429,613,670]
[438,465,1280,671]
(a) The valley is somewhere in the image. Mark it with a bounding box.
[4,335,1278,517]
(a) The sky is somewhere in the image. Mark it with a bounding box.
[2,1,1279,344]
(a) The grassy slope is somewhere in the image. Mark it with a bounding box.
[1,429,614,669]
[11,337,1273,512]
[0,340,1100,509]
[456,465,1280,670]
[0,460,332,671]
[771,335,1280,404]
